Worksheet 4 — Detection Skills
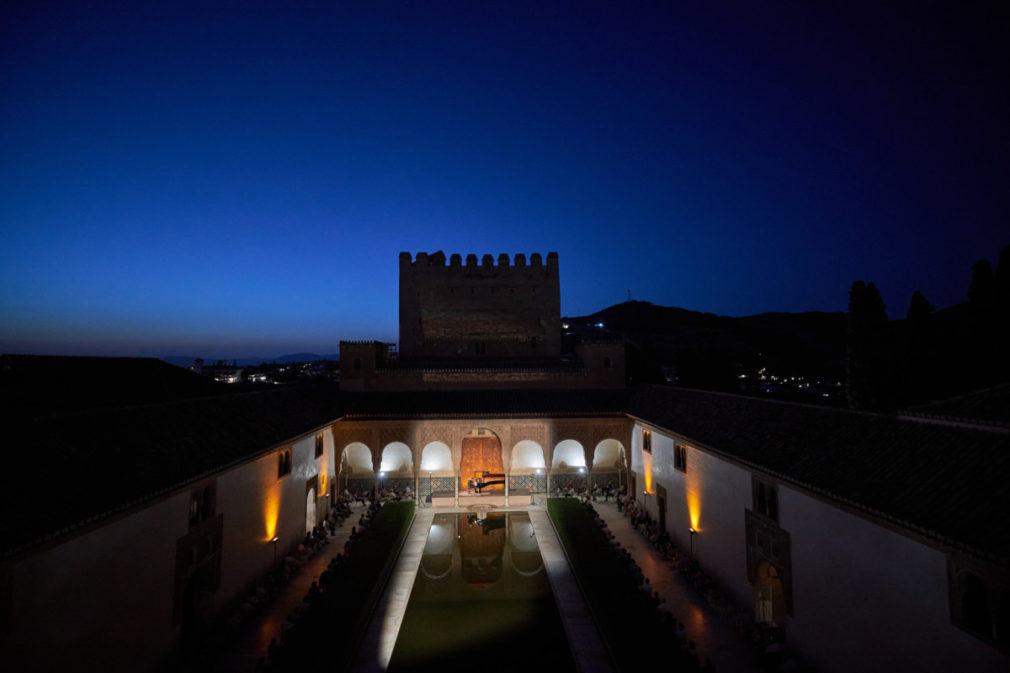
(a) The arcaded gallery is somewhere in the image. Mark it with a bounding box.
[1,252,1007,673]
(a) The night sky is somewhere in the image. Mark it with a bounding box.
[2,2,1007,358]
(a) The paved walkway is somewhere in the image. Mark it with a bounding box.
[208,503,366,672]
[592,500,760,673]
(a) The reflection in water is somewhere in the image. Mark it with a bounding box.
[388,512,574,673]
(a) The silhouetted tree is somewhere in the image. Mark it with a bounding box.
[846,281,893,410]
[899,290,936,403]
[995,244,1010,313]
[907,290,934,323]
[967,259,995,307]
[959,249,1010,389]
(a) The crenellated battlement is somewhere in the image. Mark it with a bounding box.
[400,251,558,270]
[399,250,561,361]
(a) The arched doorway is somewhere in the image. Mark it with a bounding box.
[306,488,316,534]
[461,428,503,492]
[755,561,786,627]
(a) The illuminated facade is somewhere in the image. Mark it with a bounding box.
[1,258,1008,672]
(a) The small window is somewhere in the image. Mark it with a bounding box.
[474,341,486,355]
[603,356,612,369]
[753,478,778,522]
[674,444,687,473]
[315,433,324,458]
[642,430,652,454]
[353,358,361,371]
[951,566,1010,650]
[189,483,216,527]
[278,449,292,478]
[529,337,537,350]
[189,493,201,527]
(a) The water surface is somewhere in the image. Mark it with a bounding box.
[387,512,576,672]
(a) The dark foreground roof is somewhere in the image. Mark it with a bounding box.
[4,355,1008,567]
[1,354,225,416]
[2,382,342,558]
[906,382,1010,427]
[627,385,1010,565]
[339,388,631,419]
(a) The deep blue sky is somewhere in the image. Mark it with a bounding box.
[2,2,1007,358]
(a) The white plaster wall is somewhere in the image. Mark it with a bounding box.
[783,488,1008,673]
[217,435,316,608]
[2,492,188,673]
[639,424,753,607]
[636,418,1007,672]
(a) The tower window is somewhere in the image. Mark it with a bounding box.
[315,433,324,458]
[642,430,651,454]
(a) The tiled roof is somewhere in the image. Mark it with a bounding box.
[1,354,225,416]
[905,382,1010,427]
[2,382,342,558]
[626,385,1010,565]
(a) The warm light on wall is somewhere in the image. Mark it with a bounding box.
[319,470,327,496]
[643,447,654,494]
[264,487,280,542]
[686,482,701,531]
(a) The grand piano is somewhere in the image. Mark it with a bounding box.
[473,470,505,493]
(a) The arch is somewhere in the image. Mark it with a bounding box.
[510,440,546,471]
[461,428,503,490]
[420,441,453,472]
[510,517,539,552]
[341,442,374,474]
[420,521,454,580]
[305,488,316,534]
[424,521,456,555]
[380,442,413,473]
[592,438,625,468]
[552,439,586,469]
[755,561,786,627]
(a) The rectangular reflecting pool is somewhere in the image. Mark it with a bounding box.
[387,512,577,672]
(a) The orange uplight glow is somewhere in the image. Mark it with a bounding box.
[319,470,328,496]
[685,461,702,530]
[264,487,280,542]
[642,449,654,494]
[687,488,701,531]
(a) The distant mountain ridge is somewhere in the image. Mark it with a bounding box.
[565,300,848,390]
[162,353,340,368]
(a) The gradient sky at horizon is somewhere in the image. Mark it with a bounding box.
[2,2,1007,359]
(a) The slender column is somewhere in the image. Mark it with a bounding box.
[505,471,510,506]
[414,471,419,505]
[454,470,460,506]
[372,453,381,501]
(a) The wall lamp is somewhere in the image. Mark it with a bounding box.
[689,528,697,560]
